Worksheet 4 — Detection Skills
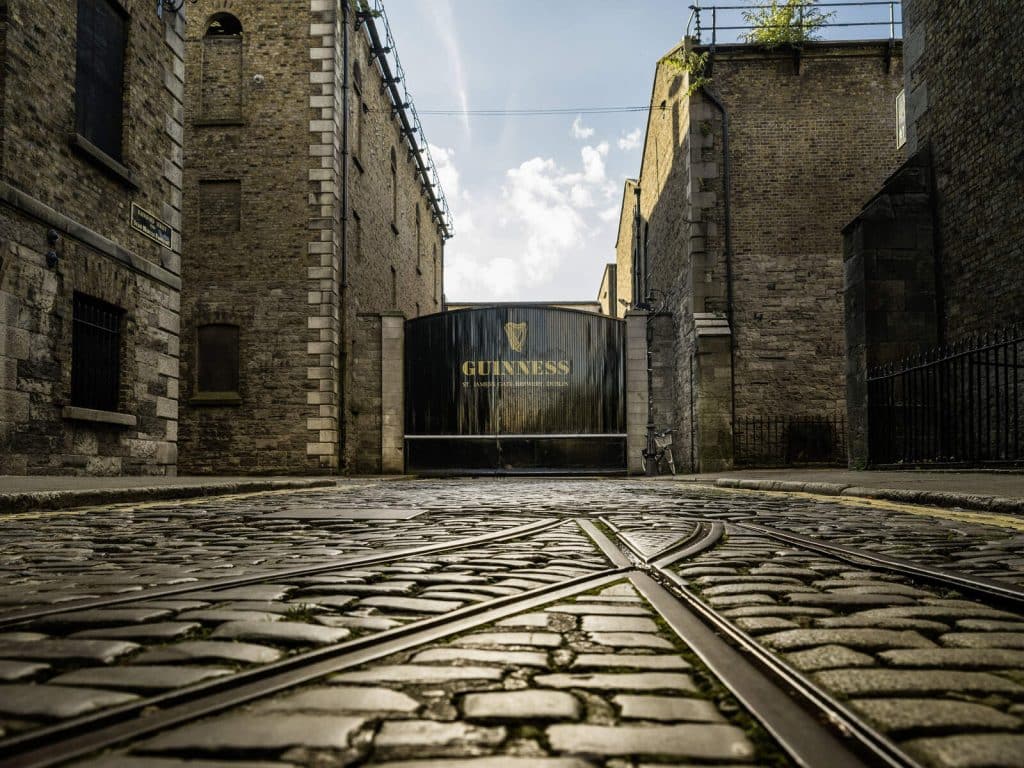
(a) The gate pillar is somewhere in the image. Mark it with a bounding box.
[625,310,649,474]
[380,311,406,473]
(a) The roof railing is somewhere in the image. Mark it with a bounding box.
[686,1,901,47]
[357,0,454,239]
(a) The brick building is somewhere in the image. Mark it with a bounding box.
[843,0,1022,466]
[0,1,185,475]
[179,0,449,474]
[620,38,903,471]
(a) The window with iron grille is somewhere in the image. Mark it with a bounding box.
[75,0,127,161]
[72,293,124,412]
[197,324,239,394]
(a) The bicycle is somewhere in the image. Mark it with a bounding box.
[640,428,676,475]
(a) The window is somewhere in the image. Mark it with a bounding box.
[75,0,127,161]
[352,208,362,263]
[390,265,397,307]
[415,205,422,271]
[202,13,243,121]
[199,180,241,233]
[197,324,239,394]
[72,293,124,412]
[433,244,439,304]
[353,60,364,163]
[390,147,398,229]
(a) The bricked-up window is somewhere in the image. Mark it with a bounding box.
[415,205,422,271]
[202,13,243,121]
[390,148,398,228]
[71,293,124,412]
[197,324,239,394]
[199,180,241,233]
[75,0,127,161]
[352,61,363,162]
[433,244,439,304]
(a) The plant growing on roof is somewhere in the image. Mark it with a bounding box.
[658,49,711,97]
[742,0,835,46]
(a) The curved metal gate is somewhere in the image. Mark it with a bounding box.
[405,306,626,472]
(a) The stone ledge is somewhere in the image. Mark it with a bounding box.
[61,406,138,427]
[0,182,182,290]
[0,479,338,515]
[68,133,139,190]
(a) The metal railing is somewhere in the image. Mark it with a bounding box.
[355,0,454,238]
[734,414,847,466]
[686,2,901,46]
[867,326,1024,466]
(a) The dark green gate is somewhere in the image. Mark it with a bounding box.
[405,305,626,472]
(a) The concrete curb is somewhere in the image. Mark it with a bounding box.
[0,479,339,515]
[713,478,1024,514]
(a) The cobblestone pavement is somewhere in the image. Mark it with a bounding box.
[1,478,1023,767]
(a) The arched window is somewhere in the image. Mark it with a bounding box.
[197,323,240,395]
[390,147,398,228]
[202,13,243,121]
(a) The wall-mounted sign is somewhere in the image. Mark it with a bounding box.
[130,203,173,249]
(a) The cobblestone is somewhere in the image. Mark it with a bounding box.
[3,478,1024,766]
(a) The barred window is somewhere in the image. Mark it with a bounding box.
[75,0,127,160]
[72,293,124,412]
[197,324,240,394]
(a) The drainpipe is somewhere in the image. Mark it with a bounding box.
[338,0,351,471]
[700,84,737,464]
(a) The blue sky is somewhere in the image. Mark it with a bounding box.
[381,1,902,303]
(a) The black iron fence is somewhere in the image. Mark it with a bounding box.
[867,326,1023,466]
[734,414,847,466]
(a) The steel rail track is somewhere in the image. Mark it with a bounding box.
[735,520,1024,610]
[0,567,628,768]
[578,517,919,768]
[0,517,563,628]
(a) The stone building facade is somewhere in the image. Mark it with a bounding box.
[179,0,448,474]
[843,0,1022,466]
[621,39,903,471]
[0,1,185,475]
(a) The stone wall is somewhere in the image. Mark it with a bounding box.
[902,0,1022,339]
[612,179,637,317]
[630,40,903,470]
[0,1,184,475]
[179,1,445,474]
[350,312,382,473]
[843,156,939,468]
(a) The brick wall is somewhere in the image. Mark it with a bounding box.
[902,0,1023,339]
[179,1,445,474]
[630,40,903,469]
[0,0,184,475]
[613,179,637,317]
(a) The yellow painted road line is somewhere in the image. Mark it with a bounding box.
[683,482,1024,533]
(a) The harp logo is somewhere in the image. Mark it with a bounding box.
[504,322,527,353]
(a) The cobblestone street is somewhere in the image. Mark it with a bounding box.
[2,478,1024,767]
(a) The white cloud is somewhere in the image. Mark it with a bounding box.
[599,206,620,223]
[440,142,620,301]
[427,1,471,137]
[428,143,460,199]
[571,115,595,140]
[618,128,643,151]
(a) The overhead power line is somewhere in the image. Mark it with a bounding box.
[408,106,661,116]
